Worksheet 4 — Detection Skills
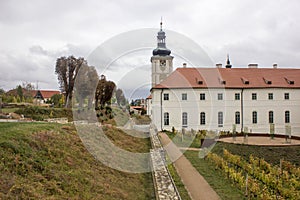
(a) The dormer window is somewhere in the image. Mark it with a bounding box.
[263,78,272,85]
[218,77,226,85]
[241,77,249,85]
[285,77,294,85]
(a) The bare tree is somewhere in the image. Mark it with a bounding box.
[55,56,86,108]
[95,75,116,108]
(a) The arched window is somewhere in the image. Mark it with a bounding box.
[182,112,188,127]
[164,112,169,125]
[269,111,274,124]
[218,112,223,127]
[285,111,290,123]
[200,112,205,125]
[235,111,240,124]
[252,111,257,124]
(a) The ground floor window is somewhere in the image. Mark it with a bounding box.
[252,111,257,124]
[164,112,169,125]
[218,112,223,127]
[269,111,274,124]
[200,112,205,125]
[285,111,290,123]
[182,112,188,127]
[235,111,240,124]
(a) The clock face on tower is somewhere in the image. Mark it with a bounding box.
[160,60,166,71]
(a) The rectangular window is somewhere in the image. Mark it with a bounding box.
[252,111,257,124]
[182,112,188,127]
[235,93,240,100]
[163,93,169,100]
[252,93,257,100]
[200,112,205,125]
[182,93,187,100]
[235,111,240,124]
[164,112,169,125]
[200,93,205,100]
[218,112,223,127]
[284,93,289,100]
[217,93,223,100]
[268,93,273,100]
[285,111,290,123]
[269,111,274,124]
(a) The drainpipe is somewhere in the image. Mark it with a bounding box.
[241,88,244,133]
[160,89,164,131]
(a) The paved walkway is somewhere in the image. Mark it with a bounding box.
[159,132,220,200]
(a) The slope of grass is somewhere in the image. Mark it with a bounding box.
[0,122,154,199]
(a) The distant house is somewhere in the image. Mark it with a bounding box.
[33,90,60,104]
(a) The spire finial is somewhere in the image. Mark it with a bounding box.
[160,16,163,30]
[226,54,232,68]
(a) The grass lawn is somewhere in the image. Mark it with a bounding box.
[0,122,154,199]
[184,151,247,200]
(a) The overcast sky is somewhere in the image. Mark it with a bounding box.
[1,0,299,98]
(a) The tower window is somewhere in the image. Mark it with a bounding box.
[235,93,240,100]
[164,112,169,125]
[218,112,223,127]
[200,93,205,100]
[252,111,257,124]
[268,93,273,100]
[182,93,187,101]
[182,112,188,127]
[252,93,257,100]
[284,93,289,100]
[285,111,290,123]
[218,93,223,100]
[200,112,205,125]
[269,111,274,124]
[235,111,240,124]
[163,93,169,100]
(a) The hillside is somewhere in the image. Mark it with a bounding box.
[0,122,154,199]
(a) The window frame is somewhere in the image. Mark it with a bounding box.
[163,93,169,101]
[217,93,223,100]
[252,111,258,124]
[200,112,205,125]
[284,93,289,100]
[235,93,240,100]
[182,93,187,101]
[182,112,188,127]
[164,112,169,125]
[200,93,205,100]
[252,93,257,100]
[268,93,273,100]
[285,111,290,123]
[235,111,240,124]
[218,112,223,127]
[269,111,274,124]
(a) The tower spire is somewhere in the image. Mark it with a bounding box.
[152,19,171,56]
[225,54,232,68]
[160,17,163,31]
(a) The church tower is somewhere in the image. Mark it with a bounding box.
[151,21,173,87]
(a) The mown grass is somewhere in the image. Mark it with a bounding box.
[0,122,154,199]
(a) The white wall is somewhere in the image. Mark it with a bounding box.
[150,88,300,136]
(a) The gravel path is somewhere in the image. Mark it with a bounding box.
[159,132,220,200]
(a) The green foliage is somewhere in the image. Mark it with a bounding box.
[15,106,73,121]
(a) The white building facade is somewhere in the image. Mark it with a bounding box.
[148,24,300,136]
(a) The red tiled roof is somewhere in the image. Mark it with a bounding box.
[38,90,60,99]
[153,68,300,89]
[146,94,152,99]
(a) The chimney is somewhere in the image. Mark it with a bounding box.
[183,63,187,68]
[248,64,258,68]
[273,63,278,68]
[216,63,222,68]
